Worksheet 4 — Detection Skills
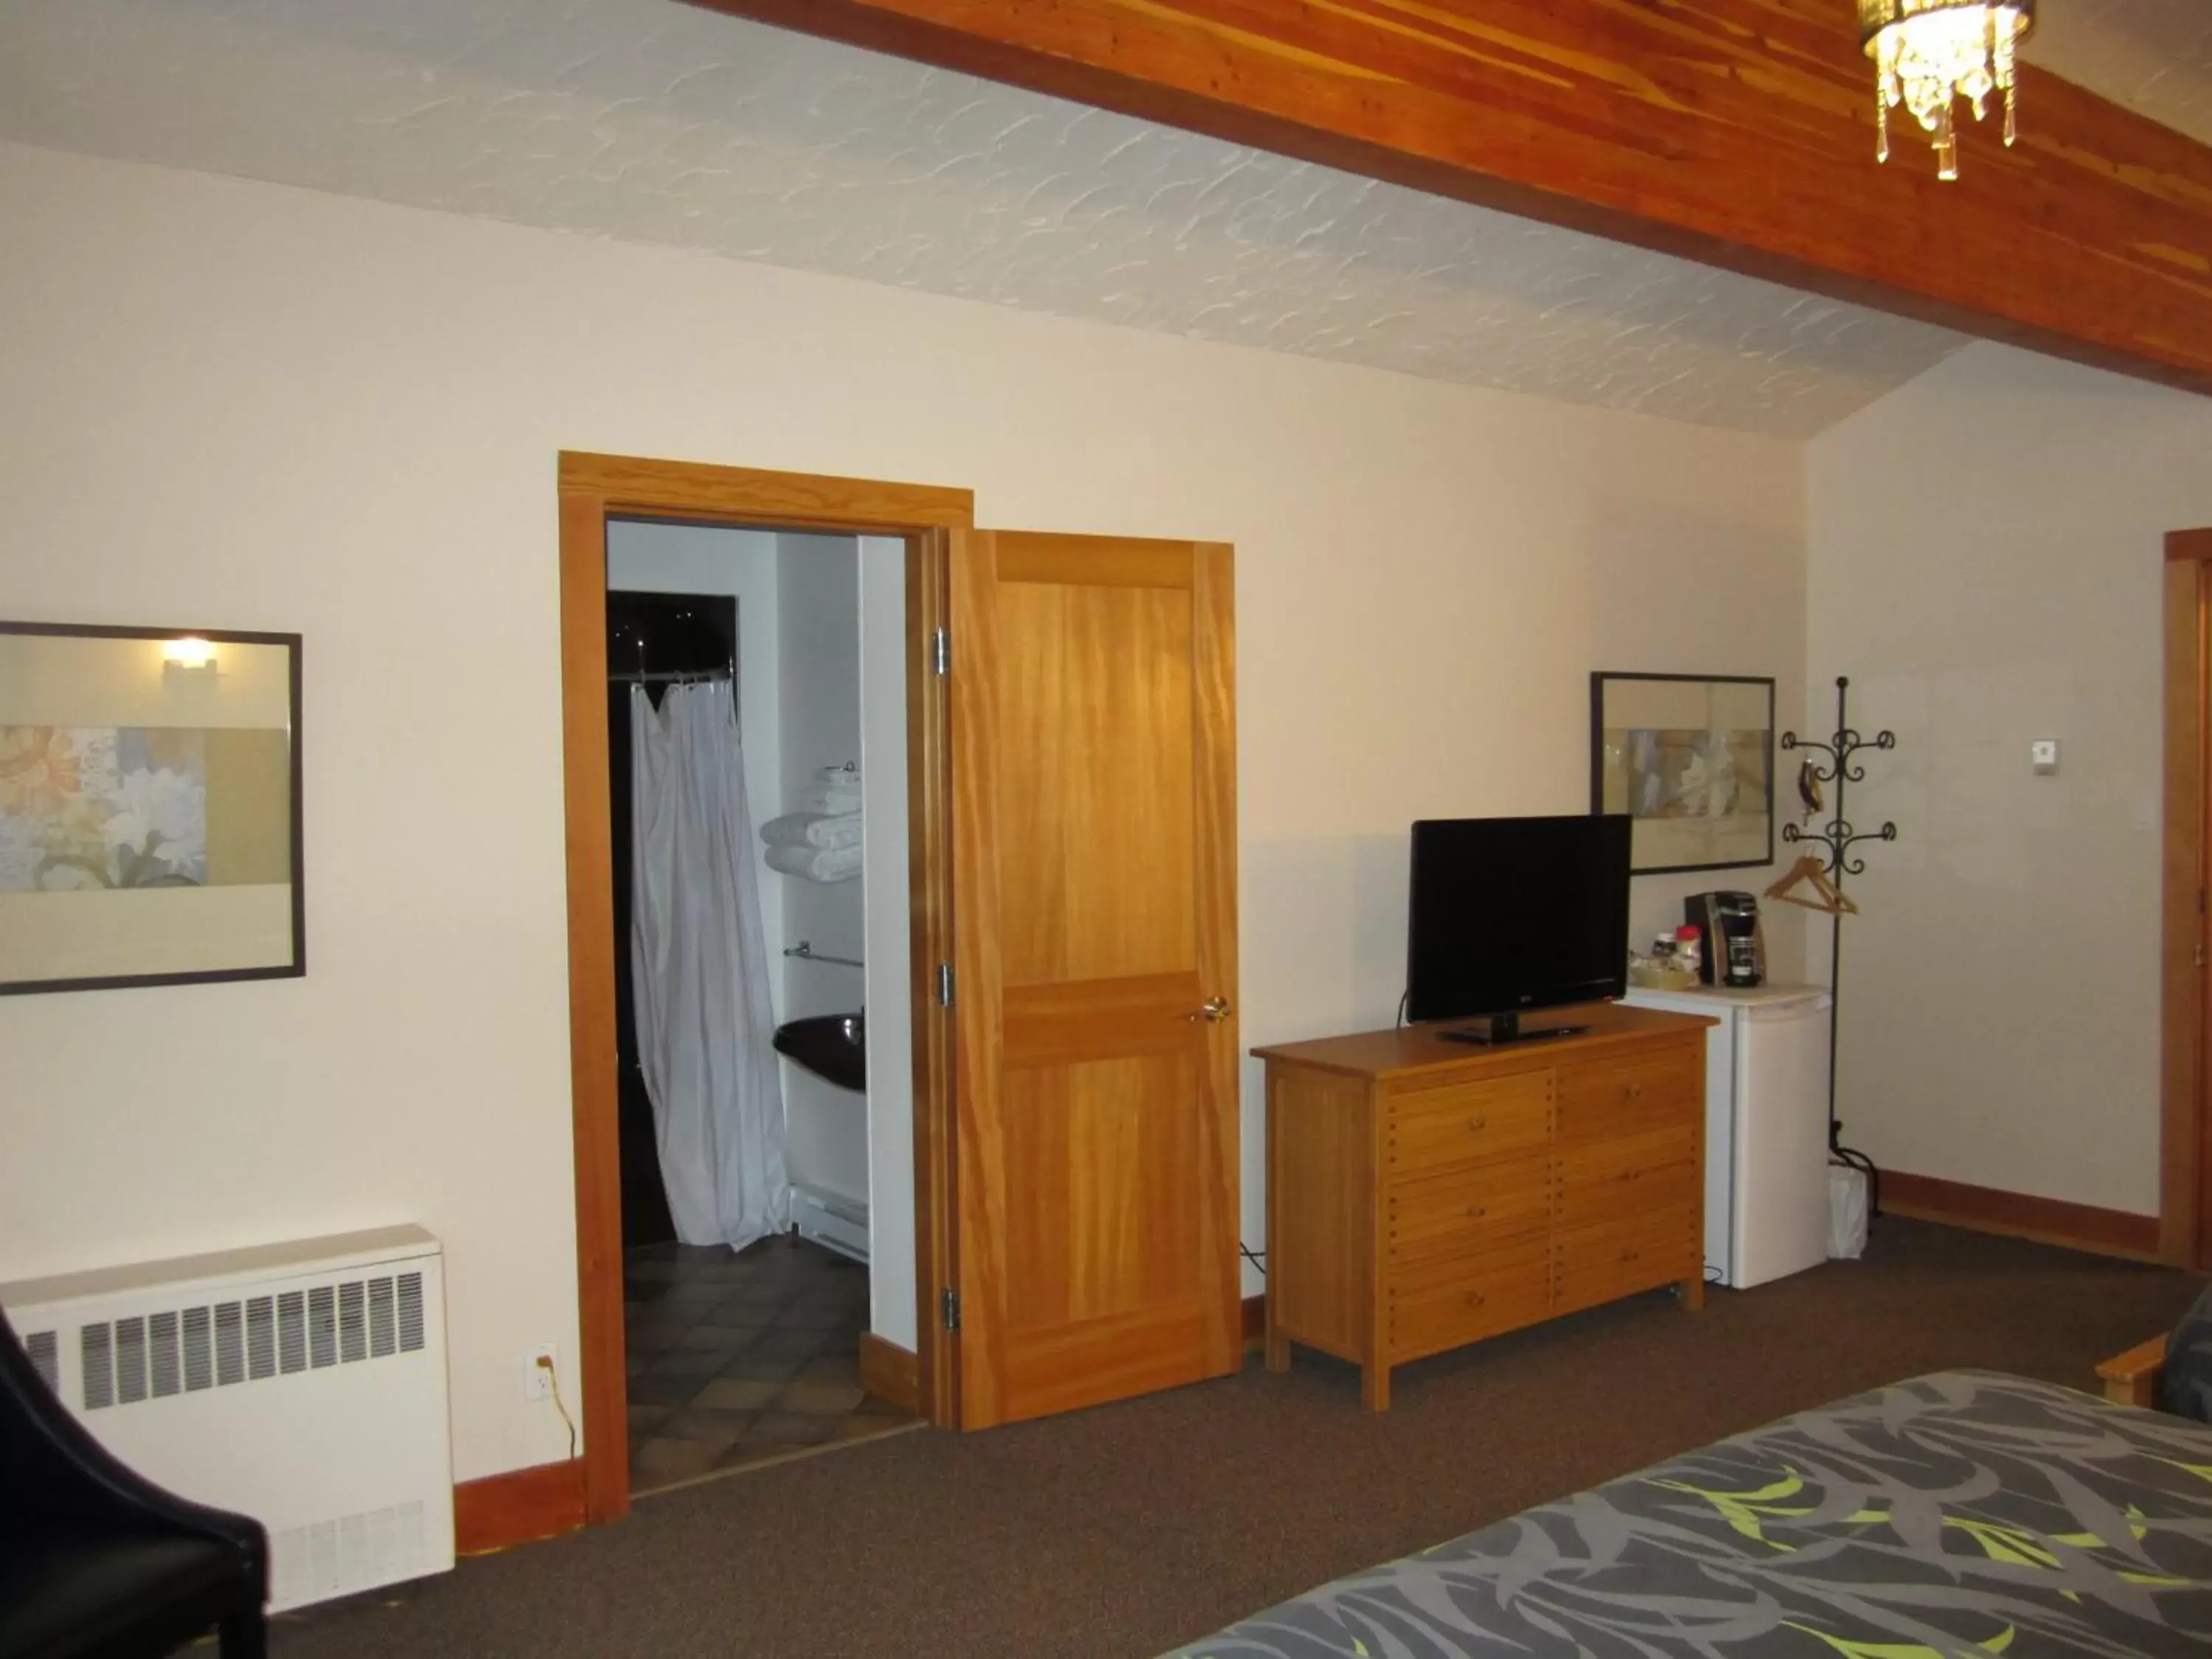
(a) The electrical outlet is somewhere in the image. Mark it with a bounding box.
[2031,738,2060,775]
[524,1343,557,1402]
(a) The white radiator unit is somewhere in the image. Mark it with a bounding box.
[0,1224,455,1612]
[790,1183,869,1263]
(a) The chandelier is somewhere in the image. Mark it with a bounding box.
[1858,0,2036,180]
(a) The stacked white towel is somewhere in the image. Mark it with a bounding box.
[759,812,863,851]
[765,841,861,883]
[799,763,861,815]
[762,765,861,881]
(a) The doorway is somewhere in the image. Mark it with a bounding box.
[559,453,1244,1525]
[605,523,922,1493]
[559,456,967,1525]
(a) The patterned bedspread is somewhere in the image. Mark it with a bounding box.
[1167,1371,2212,1658]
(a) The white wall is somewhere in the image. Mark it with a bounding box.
[1808,342,2212,1216]
[0,141,1805,1481]
[773,535,869,1208]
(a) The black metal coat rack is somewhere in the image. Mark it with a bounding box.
[1779,675,1895,1212]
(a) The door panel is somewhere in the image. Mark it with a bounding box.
[951,529,1238,1428]
[997,580,1197,984]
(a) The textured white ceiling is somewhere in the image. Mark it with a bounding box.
[2027,0,2212,145]
[0,1,2199,437]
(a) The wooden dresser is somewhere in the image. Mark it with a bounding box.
[1257,1003,1714,1410]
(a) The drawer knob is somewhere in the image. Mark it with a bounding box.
[1465,1205,1486,1219]
[1467,1115,1488,1133]
[1464,1290,1487,1308]
[1624,1082,1645,1098]
[1619,1248,1641,1262]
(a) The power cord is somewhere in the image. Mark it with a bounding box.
[537,1354,578,1461]
[1239,1243,1267,1277]
[1395,990,1409,1029]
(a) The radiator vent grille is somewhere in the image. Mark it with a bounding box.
[215,1301,245,1386]
[368,1278,395,1357]
[277,1290,307,1374]
[148,1310,181,1398]
[116,1315,147,1405]
[81,1324,113,1410]
[72,1268,434,1412]
[397,1273,425,1352]
[181,1306,212,1392]
[246,1296,274,1380]
[24,1330,59,1394]
[308,1285,336,1369]
[271,1498,429,1609]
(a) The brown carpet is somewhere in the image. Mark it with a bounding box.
[271,1219,2201,1659]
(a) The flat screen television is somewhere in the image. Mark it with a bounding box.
[1405,813,1632,1043]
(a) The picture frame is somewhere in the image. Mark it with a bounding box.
[0,621,304,995]
[1590,672,1774,876]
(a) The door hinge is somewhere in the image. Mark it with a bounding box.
[932,626,949,676]
[936,961,954,1006]
[940,1288,961,1332]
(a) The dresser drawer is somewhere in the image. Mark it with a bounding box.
[1385,1069,1553,1175]
[1388,1238,1553,1363]
[1553,1203,1698,1315]
[1387,1152,1553,1262]
[1555,1126,1698,1230]
[1556,1048,1697,1143]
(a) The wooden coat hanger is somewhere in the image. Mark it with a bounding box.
[1765,853,1859,917]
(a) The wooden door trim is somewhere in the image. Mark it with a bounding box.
[557,453,973,531]
[2163,530,2212,1267]
[557,453,972,1526]
[1191,543,1241,1366]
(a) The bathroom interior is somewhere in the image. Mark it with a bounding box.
[604,518,917,1495]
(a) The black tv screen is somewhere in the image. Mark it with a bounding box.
[1405,814,1632,1025]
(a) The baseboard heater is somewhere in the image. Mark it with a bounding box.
[1,1224,456,1611]
[790,1183,869,1263]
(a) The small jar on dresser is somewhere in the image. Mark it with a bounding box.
[1256,1002,1715,1411]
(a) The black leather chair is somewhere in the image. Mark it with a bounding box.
[0,1305,268,1659]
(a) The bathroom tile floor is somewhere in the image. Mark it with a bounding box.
[625,1234,917,1496]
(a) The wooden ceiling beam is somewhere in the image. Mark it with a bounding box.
[695,0,2212,394]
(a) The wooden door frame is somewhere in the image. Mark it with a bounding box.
[2162,529,2212,1268]
[557,451,973,1525]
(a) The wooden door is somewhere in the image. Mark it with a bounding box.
[948,529,1239,1427]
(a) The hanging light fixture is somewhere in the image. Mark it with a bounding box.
[1859,0,2035,180]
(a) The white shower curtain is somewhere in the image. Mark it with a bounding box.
[629,681,787,1250]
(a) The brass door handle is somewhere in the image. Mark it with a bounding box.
[1464,1290,1487,1308]
[1624,1082,1645,1098]
[1464,1205,1487,1219]
[1466,1116,1488,1133]
[1191,995,1232,1023]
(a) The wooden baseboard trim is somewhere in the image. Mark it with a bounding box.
[859,1332,921,1415]
[1241,1293,1264,1350]
[1882,1171,2163,1262]
[453,1458,588,1557]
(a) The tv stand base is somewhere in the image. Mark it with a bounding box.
[1438,1013,1589,1046]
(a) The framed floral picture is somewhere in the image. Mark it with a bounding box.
[0,622,303,994]
[1590,672,1774,875]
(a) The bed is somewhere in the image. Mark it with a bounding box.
[1166,1370,2212,1657]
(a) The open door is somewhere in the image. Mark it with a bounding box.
[948,529,1239,1427]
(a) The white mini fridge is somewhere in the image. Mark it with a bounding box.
[1621,983,1833,1289]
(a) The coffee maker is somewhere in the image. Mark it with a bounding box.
[1685,891,1764,987]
